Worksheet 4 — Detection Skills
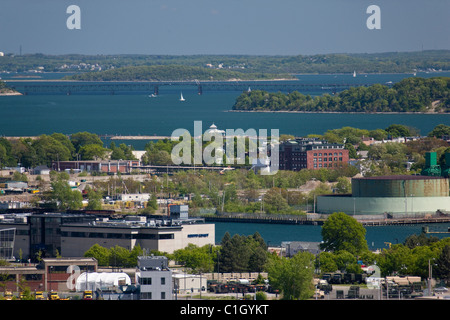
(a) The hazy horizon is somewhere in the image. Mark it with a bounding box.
[1,0,449,56]
[5,49,450,57]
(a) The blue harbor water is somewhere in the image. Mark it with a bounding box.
[1,72,450,147]
[214,221,450,250]
[1,71,449,247]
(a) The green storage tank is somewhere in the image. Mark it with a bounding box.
[443,153,450,178]
[352,175,449,198]
[425,152,437,167]
[422,152,441,176]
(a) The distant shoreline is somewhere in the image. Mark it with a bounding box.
[0,91,22,96]
[227,109,449,115]
[5,78,296,83]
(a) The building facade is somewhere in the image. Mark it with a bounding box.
[0,211,214,260]
[61,217,214,256]
[278,138,349,171]
[0,212,96,261]
[52,160,140,174]
[0,257,97,293]
[136,256,172,300]
[173,273,207,296]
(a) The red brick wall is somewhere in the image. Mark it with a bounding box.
[306,149,349,170]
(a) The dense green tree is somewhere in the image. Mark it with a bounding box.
[376,238,450,278]
[32,134,72,166]
[320,212,368,255]
[247,232,268,272]
[385,124,411,138]
[434,245,450,284]
[144,150,172,165]
[79,144,107,160]
[233,77,450,113]
[428,124,450,138]
[334,177,351,194]
[263,187,291,214]
[84,244,110,266]
[369,129,388,140]
[219,232,234,272]
[128,245,144,267]
[147,193,158,211]
[403,233,440,249]
[265,251,315,300]
[0,138,15,166]
[345,143,358,159]
[316,251,338,273]
[70,132,103,152]
[48,180,83,210]
[219,232,267,272]
[172,244,217,273]
[333,250,362,274]
[84,244,143,268]
[85,186,103,210]
[109,245,133,268]
[110,142,136,160]
[377,244,414,276]
[10,138,36,168]
[51,133,76,157]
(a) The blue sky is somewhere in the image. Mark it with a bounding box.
[0,0,449,55]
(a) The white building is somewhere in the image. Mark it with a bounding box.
[118,193,151,202]
[60,216,215,255]
[173,273,207,295]
[136,256,172,300]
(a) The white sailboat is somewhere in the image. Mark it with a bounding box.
[353,71,356,77]
[179,92,185,101]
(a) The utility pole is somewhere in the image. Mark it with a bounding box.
[428,259,432,296]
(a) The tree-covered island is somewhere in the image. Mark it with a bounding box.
[233,77,450,113]
[63,65,295,81]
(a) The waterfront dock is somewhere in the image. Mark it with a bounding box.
[359,216,450,226]
[201,214,450,227]
[203,215,322,225]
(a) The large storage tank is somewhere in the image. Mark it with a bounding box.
[352,175,449,198]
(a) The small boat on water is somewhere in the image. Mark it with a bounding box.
[353,71,356,77]
[179,92,185,101]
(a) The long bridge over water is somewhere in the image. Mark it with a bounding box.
[6,80,369,95]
